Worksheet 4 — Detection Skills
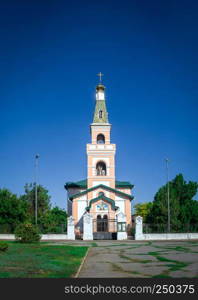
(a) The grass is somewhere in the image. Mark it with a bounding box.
[147,250,190,278]
[90,242,98,247]
[119,254,152,264]
[0,242,88,278]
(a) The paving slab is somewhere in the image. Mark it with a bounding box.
[77,240,198,278]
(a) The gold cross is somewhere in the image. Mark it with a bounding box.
[97,72,104,83]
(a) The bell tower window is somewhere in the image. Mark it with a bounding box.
[99,110,103,119]
[97,134,105,144]
[96,161,106,176]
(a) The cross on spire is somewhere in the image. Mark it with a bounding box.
[97,72,104,83]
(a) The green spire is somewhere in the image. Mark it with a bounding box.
[93,84,109,123]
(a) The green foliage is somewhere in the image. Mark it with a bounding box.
[0,184,67,234]
[20,183,51,223]
[147,174,198,231]
[0,189,28,232]
[134,202,153,222]
[20,184,67,232]
[39,206,67,233]
[0,241,8,252]
[15,223,41,243]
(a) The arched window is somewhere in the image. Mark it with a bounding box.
[97,134,105,144]
[96,161,106,176]
[97,215,108,232]
[99,110,103,119]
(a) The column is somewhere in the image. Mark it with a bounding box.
[117,212,127,240]
[83,213,93,240]
[67,216,75,240]
[135,216,144,240]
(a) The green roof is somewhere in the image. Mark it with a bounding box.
[86,194,119,212]
[64,180,87,189]
[115,180,134,188]
[65,179,133,189]
[68,184,133,201]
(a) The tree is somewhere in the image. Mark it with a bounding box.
[39,206,67,233]
[20,183,51,224]
[20,184,67,233]
[0,188,28,232]
[148,174,198,231]
[0,184,67,234]
[134,202,153,222]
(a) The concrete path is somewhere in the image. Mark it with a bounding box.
[77,240,198,278]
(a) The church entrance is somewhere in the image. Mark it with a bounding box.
[96,215,108,232]
[93,215,117,240]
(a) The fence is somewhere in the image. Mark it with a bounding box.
[143,223,198,234]
[135,216,198,240]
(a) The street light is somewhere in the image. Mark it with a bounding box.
[165,158,170,232]
[35,154,40,225]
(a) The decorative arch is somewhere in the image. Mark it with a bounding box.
[96,161,106,176]
[97,133,105,144]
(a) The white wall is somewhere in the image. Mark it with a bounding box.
[115,200,125,214]
[0,234,68,240]
[41,234,67,240]
[0,234,15,240]
[77,200,87,223]
[136,233,198,240]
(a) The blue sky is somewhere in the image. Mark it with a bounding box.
[0,0,197,210]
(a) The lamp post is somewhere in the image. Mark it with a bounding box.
[35,154,40,225]
[165,158,170,232]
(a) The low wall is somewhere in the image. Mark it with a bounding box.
[0,234,68,241]
[0,234,15,240]
[135,233,198,241]
[41,234,67,240]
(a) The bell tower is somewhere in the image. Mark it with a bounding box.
[86,74,116,200]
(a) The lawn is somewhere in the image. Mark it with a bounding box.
[0,242,88,278]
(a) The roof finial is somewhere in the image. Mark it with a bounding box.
[97,72,104,83]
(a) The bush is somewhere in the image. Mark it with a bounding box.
[15,223,41,243]
[0,241,8,252]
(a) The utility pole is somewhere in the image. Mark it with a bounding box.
[35,154,40,225]
[165,158,170,232]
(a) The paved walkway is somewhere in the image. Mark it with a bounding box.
[76,240,198,278]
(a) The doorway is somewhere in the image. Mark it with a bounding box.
[97,215,108,232]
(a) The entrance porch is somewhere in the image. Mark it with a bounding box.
[93,215,117,240]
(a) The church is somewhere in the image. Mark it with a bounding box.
[65,75,134,239]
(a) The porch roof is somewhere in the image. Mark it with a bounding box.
[68,184,133,201]
[86,194,119,212]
